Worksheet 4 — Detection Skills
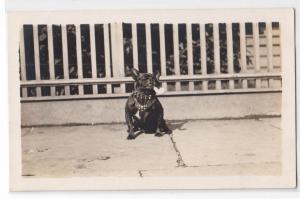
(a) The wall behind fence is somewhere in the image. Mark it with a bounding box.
[19,21,282,102]
[21,92,282,126]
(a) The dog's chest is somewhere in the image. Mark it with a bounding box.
[135,109,141,119]
[132,91,155,119]
[134,103,148,119]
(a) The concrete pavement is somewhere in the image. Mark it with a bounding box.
[21,117,281,177]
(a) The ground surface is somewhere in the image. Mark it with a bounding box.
[22,117,281,177]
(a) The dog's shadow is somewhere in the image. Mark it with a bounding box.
[133,130,145,139]
[167,120,188,132]
[133,120,188,139]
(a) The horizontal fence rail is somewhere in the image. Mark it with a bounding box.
[19,22,282,101]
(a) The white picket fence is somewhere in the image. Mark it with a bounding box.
[19,22,282,101]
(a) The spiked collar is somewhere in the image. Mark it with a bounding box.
[133,90,156,112]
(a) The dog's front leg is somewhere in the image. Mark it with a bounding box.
[125,111,136,140]
[155,112,172,137]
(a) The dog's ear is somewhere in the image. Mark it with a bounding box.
[154,71,161,81]
[131,68,140,80]
[153,71,161,87]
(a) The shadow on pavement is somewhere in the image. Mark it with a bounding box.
[167,120,188,131]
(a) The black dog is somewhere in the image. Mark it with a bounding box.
[125,68,172,140]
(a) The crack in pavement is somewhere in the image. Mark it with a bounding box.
[269,124,281,130]
[188,161,280,168]
[138,170,145,177]
[169,134,186,167]
[22,127,34,137]
[256,119,281,130]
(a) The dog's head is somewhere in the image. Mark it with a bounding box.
[131,68,160,91]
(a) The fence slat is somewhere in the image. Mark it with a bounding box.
[110,23,125,93]
[20,27,28,97]
[33,25,41,97]
[173,24,180,91]
[75,25,83,79]
[132,23,139,70]
[239,23,248,89]
[266,22,273,71]
[104,24,112,94]
[213,23,221,90]
[89,24,98,94]
[186,23,194,90]
[173,24,180,75]
[200,24,207,90]
[240,23,247,73]
[111,23,124,77]
[253,22,261,88]
[117,23,126,93]
[20,27,27,81]
[110,23,118,91]
[47,25,56,96]
[266,22,274,88]
[62,25,70,95]
[104,24,111,78]
[159,23,167,91]
[146,23,153,73]
[75,24,84,95]
[106,84,112,94]
[89,24,97,78]
[47,25,55,79]
[226,23,234,89]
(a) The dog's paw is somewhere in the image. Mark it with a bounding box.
[158,128,172,135]
[127,133,136,140]
[165,129,173,134]
[154,132,164,137]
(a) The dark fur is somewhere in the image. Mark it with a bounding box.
[125,69,172,140]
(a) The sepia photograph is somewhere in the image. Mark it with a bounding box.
[8,8,296,190]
